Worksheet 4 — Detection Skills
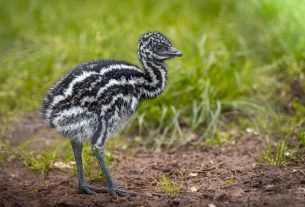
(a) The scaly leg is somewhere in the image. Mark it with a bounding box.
[71,140,107,195]
[92,146,137,199]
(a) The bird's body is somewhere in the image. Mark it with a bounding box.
[42,60,144,143]
[42,32,182,198]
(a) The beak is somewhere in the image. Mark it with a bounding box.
[166,47,183,57]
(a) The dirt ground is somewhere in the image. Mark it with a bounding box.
[0,114,305,207]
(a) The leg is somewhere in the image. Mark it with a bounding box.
[71,140,107,195]
[92,135,137,198]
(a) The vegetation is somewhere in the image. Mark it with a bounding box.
[297,131,305,148]
[16,140,61,173]
[1,0,305,167]
[158,174,183,197]
[0,139,11,163]
[15,138,114,180]
[25,184,46,196]
[262,140,291,167]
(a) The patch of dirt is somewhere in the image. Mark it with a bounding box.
[0,114,305,207]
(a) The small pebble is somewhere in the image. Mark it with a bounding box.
[264,184,275,191]
[173,198,181,205]
[298,187,305,192]
[190,186,198,192]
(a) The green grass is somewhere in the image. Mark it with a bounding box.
[1,0,305,150]
[15,138,114,180]
[158,174,183,197]
[262,140,292,167]
[224,179,236,186]
[16,139,63,173]
[24,183,45,196]
[297,131,305,148]
[0,139,11,163]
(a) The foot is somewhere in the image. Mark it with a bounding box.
[109,187,137,199]
[79,184,108,195]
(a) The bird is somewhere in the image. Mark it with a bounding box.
[41,32,182,198]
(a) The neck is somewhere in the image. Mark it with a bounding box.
[139,56,168,99]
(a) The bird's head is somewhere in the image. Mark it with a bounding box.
[138,32,182,62]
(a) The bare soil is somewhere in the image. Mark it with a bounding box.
[0,114,305,207]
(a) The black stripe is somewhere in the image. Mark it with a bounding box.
[41,60,140,117]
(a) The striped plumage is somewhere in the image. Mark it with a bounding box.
[41,32,182,198]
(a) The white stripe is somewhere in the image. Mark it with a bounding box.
[80,96,96,106]
[48,64,141,110]
[95,121,106,147]
[96,77,145,98]
[60,118,91,131]
[99,94,129,116]
[52,106,85,126]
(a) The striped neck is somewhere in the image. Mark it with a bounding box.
[139,57,168,99]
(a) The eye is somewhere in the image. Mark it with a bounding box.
[154,44,167,52]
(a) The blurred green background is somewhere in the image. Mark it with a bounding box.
[1,0,305,148]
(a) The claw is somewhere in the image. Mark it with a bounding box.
[109,189,119,199]
[79,184,108,195]
[78,183,137,198]
[88,185,108,193]
[108,187,137,198]
[79,185,97,195]
[115,188,137,197]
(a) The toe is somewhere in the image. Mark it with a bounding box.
[88,185,108,193]
[79,185,97,195]
[115,188,137,197]
[109,190,119,199]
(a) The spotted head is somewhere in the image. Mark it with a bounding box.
[138,32,182,62]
